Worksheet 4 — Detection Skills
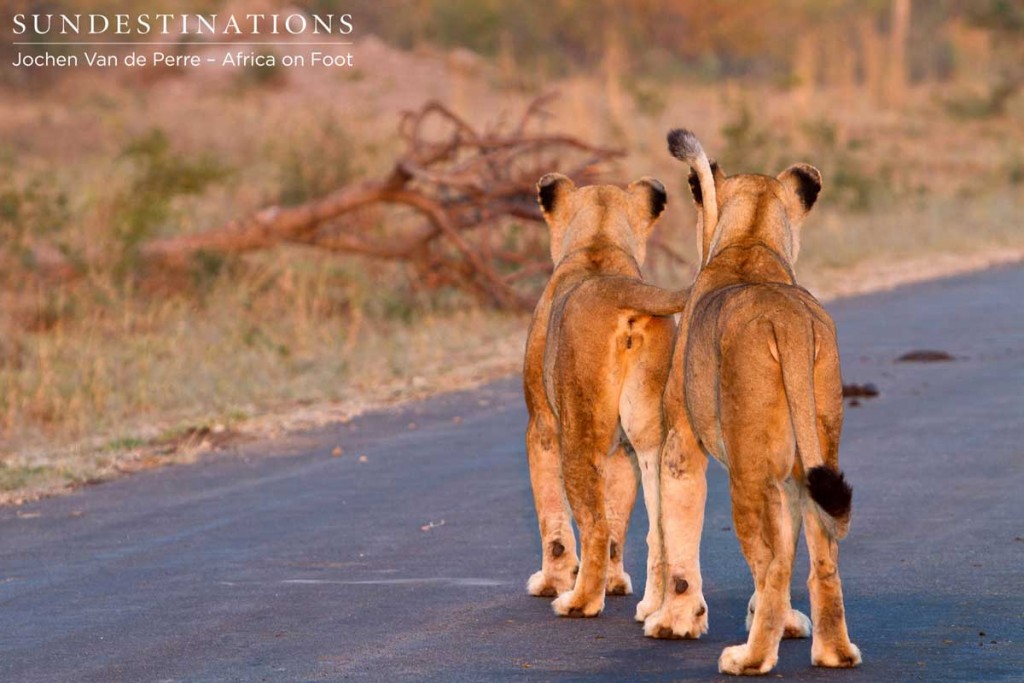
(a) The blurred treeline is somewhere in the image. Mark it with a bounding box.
[4,0,1019,102]
[363,1,1017,82]
[5,0,1023,104]
[349,0,1024,114]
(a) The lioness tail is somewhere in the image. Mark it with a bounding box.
[806,466,852,520]
[667,128,719,265]
[773,318,852,539]
[605,278,689,316]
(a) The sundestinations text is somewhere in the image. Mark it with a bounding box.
[12,13,354,36]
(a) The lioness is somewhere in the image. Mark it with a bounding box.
[524,173,689,619]
[642,130,860,675]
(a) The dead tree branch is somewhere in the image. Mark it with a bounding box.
[21,95,685,310]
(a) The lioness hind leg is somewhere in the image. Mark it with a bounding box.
[629,439,664,622]
[619,319,674,622]
[525,415,579,598]
[746,478,811,640]
[604,442,637,596]
[803,502,861,668]
[620,400,670,623]
[551,416,618,618]
[805,369,860,668]
[642,385,708,637]
[718,478,795,676]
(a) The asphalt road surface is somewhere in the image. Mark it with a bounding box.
[2,265,1024,682]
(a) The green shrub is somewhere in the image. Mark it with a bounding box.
[274,118,356,206]
[114,129,230,277]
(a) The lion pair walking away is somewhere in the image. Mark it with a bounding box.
[523,129,860,675]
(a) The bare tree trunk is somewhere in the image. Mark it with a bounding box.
[886,0,911,106]
[947,17,992,89]
[792,33,818,108]
[825,25,858,103]
[497,30,517,87]
[858,16,884,103]
[601,18,628,132]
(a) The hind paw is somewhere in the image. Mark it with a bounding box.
[783,609,812,639]
[745,595,810,639]
[812,641,862,668]
[605,569,633,596]
[634,593,662,623]
[552,589,604,618]
[526,567,576,598]
[718,644,777,676]
[642,595,708,639]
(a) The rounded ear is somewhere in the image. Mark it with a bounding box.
[627,176,667,223]
[777,163,822,216]
[537,173,575,217]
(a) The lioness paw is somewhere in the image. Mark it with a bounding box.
[718,644,777,676]
[551,590,604,618]
[526,568,575,598]
[812,641,862,668]
[633,594,663,623]
[745,603,811,639]
[605,570,633,596]
[642,597,708,639]
[784,609,812,639]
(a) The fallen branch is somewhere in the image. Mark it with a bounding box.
[20,94,685,310]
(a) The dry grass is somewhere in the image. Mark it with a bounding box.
[1,35,1023,502]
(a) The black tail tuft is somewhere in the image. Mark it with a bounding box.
[667,128,703,163]
[807,466,852,519]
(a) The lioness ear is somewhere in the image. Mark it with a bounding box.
[627,176,667,229]
[777,163,822,219]
[687,161,724,207]
[537,173,575,218]
[538,173,576,263]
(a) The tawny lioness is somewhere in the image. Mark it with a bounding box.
[642,130,860,676]
[524,173,689,619]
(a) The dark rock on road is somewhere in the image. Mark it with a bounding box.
[896,349,957,363]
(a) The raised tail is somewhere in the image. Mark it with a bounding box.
[773,317,852,539]
[667,128,719,265]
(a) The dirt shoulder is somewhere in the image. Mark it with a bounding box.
[4,247,1020,506]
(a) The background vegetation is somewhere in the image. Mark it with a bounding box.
[1,0,1023,498]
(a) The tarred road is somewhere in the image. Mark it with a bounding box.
[1,265,1022,681]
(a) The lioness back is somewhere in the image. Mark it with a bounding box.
[685,282,839,466]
